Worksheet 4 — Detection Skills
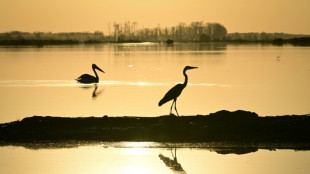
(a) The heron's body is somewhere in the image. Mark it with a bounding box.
[76,64,104,84]
[158,84,184,106]
[158,66,197,116]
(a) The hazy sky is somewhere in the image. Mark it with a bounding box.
[1,0,309,34]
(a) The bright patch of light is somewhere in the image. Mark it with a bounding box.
[124,142,150,148]
[122,166,150,174]
[136,82,152,86]
[124,148,150,156]
[99,81,168,86]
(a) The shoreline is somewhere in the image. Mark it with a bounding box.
[0,37,310,46]
[1,141,310,155]
[1,110,310,143]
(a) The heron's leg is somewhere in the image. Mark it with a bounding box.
[174,99,179,116]
[174,147,177,162]
[170,100,175,115]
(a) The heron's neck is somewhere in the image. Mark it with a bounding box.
[183,69,188,87]
[93,67,99,81]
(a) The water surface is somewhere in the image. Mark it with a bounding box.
[1,142,310,174]
[0,43,309,123]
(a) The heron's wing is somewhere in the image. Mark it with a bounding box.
[158,84,184,106]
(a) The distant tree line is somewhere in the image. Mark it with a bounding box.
[111,21,227,42]
[0,31,104,45]
[0,21,227,44]
[226,32,310,46]
[272,37,310,46]
[0,21,309,45]
[226,32,309,42]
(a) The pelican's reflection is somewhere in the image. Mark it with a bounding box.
[92,84,104,99]
[79,84,104,99]
[159,146,186,174]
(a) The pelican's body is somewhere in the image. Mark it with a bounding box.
[76,64,104,84]
[158,66,197,116]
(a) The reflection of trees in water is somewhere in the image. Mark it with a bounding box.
[113,42,227,54]
[159,147,186,174]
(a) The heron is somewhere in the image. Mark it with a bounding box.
[158,66,198,116]
[76,64,105,84]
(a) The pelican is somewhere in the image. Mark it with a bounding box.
[158,66,198,116]
[76,64,105,84]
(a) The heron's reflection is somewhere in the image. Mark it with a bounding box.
[159,146,186,174]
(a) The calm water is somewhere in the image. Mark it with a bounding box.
[1,142,310,174]
[0,43,310,123]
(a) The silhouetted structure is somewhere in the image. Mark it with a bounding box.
[158,66,198,116]
[76,64,104,84]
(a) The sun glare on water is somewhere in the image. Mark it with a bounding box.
[122,142,153,155]
[121,166,151,174]
[124,142,150,147]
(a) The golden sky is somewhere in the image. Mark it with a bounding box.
[0,0,309,34]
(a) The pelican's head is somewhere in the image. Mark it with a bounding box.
[92,64,105,73]
[184,66,198,71]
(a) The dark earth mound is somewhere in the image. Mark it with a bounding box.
[1,110,310,143]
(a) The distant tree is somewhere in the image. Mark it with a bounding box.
[199,34,211,41]
[207,23,227,40]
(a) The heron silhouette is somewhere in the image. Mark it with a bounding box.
[76,64,105,84]
[158,66,198,116]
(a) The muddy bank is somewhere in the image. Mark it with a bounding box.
[1,110,310,143]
